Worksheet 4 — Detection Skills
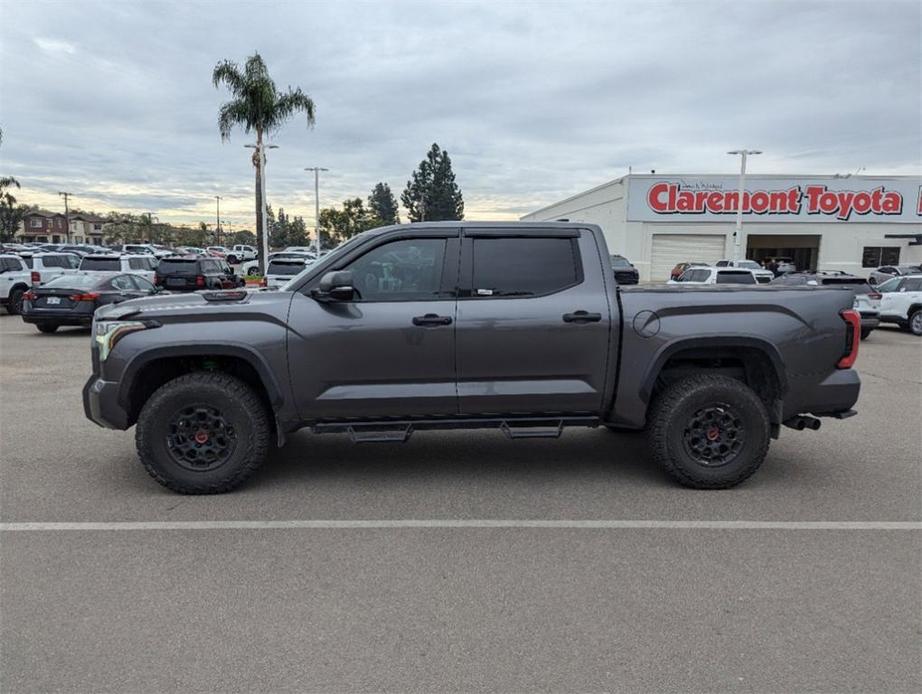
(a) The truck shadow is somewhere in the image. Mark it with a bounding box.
[252,427,668,489]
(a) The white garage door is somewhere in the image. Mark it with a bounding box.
[650,234,727,281]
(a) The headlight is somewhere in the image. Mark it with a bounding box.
[93,320,158,361]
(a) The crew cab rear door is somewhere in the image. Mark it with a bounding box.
[455,227,613,415]
[287,228,460,420]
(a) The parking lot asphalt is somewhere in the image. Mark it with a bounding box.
[1,314,920,692]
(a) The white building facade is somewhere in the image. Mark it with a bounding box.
[522,174,922,281]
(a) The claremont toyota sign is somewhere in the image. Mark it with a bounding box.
[626,175,922,223]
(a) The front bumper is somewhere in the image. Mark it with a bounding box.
[82,375,129,429]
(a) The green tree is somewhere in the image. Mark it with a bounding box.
[228,229,256,246]
[319,198,378,245]
[401,143,463,222]
[213,52,316,272]
[0,175,22,242]
[368,182,400,225]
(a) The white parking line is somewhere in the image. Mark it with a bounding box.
[1,520,920,531]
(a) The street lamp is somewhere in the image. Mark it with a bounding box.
[245,142,279,272]
[215,195,222,245]
[727,149,762,262]
[304,167,328,255]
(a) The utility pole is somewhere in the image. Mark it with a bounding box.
[304,167,328,255]
[58,191,72,243]
[215,195,222,245]
[727,149,762,261]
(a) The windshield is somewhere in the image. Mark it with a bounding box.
[876,277,901,293]
[610,256,631,268]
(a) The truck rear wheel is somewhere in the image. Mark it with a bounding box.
[648,374,770,489]
[135,371,270,494]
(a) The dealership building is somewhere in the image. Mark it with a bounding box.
[522,174,922,281]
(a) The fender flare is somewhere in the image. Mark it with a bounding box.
[639,335,788,403]
[116,342,285,411]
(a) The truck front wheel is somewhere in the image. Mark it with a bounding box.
[135,372,270,494]
[648,374,770,489]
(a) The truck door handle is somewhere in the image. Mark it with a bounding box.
[412,313,453,326]
[563,310,602,323]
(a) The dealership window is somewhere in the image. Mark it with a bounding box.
[862,246,900,268]
[471,237,580,297]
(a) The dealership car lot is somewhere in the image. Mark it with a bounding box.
[1,316,919,691]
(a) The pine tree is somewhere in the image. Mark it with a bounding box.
[401,143,464,222]
[368,182,400,225]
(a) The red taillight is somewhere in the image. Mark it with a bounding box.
[837,309,861,369]
[868,291,882,300]
[30,271,40,284]
[22,290,36,301]
[260,277,267,287]
[70,292,100,302]
[153,273,160,285]
[195,275,205,287]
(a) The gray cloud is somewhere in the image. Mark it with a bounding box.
[1,0,919,228]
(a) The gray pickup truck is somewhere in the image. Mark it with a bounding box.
[83,222,861,494]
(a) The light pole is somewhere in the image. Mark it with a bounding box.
[245,142,278,273]
[304,167,328,255]
[58,191,72,243]
[727,149,761,261]
[215,195,222,245]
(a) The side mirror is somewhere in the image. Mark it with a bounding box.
[314,270,355,302]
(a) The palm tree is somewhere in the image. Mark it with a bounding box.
[212,53,316,272]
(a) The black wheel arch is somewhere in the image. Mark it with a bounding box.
[639,337,787,423]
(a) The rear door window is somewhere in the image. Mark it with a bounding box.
[128,258,148,270]
[716,271,756,284]
[41,255,70,268]
[157,259,198,274]
[902,278,922,292]
[470,237,580,297]
[109,275,135,291]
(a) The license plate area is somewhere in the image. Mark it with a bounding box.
[46,297,61,305]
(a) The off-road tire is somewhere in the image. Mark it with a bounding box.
[136,371,270,494]
[6,287,25,315]
[36,323,59,333]
[648,374,771,489]
[860,327,872,340]
[909,309,922,336]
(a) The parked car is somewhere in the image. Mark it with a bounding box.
[264,257,310,289]
[58,244,96,257]
[282,246,318,255]
[154,256,243,291]
[867,264,922,286]
[0,254,33,314]
[205,246,229,259]
[669,261,708,281]
[715,259,774,284]
[78,254,158,283]
[771,272,881,339]
[610,255,639,284]
[242,251,315,277]
[763,256,797,276]
[17,252,81,285]
[174,246,206,256]
[84,221,862,494]
[876,274,922,335]
[227,245,258,263]
[122,244,172,259]
[668,267,758,285]
[21,272,160,333]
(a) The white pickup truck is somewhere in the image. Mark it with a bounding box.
[227,245,258,263]
[0,254,32,315]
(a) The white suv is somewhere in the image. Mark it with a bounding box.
[715,259,774,284]
[0,254,32,314]
[18,252,81,285]
[877,275,922,335]
[227,245,257,263]
[78,254,158,283]
[668,267,759,285]
[123,244,172,259]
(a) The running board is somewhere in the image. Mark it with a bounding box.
[313,415,598,442]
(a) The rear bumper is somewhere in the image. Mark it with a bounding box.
[793,368,861,418]
[22,312,92,326]
[82,375,129,429]
[860,315,880,330]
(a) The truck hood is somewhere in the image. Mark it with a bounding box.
[94,289,292,322]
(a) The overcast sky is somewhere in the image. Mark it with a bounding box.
[1,0,920,229]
